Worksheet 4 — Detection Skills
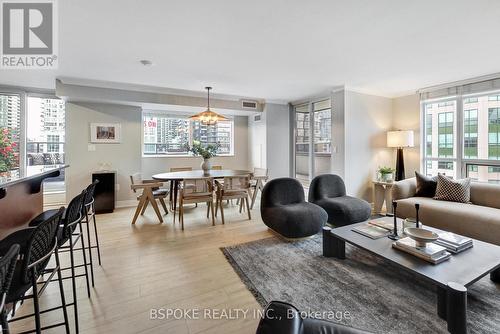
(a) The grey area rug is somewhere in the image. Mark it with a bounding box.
[221,234,500,334]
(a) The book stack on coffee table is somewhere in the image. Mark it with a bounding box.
[392,237,451,264]
[435,232,473,253]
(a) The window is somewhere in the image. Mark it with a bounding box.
[464,109,478,158]
[313,100,331,154]
[489,108,500,160]
[142,112,234,156]
[438,161,453,170]
[295,104,310,155]
[464,97,478,104]
[0,93,21,173]
[423,91,500,183]
[426,112,432,157]
[438,112,454,158]
[26,97,66,192]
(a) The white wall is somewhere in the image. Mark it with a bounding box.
[247,103,291,179]
[343,90,394,201]
[65,102,142,203]
[265,103,291,179]
[248,111,267,170]
[392,94,421,177]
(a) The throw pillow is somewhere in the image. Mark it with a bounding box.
[433,174,471,203]
[415,171,438,197]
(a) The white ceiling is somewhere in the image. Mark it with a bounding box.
[1,0,500,102]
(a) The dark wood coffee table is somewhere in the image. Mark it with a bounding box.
[322,217,500,334]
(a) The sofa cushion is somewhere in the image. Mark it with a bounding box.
[261,202,327,239]
[470,182,500,209]
[396,197,500,245]
[434,174,471,203]
[315,196,371,227]
[414,172,437,197]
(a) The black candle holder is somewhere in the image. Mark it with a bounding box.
[415,203,420,228]
[388,201,399,240]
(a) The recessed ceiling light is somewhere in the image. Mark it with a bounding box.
[139,59,153,66]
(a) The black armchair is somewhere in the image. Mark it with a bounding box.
[308,175,371,227]
[256,301,371,334]
[260,178,327,239]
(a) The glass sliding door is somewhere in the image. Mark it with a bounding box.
[294,104,310,186]
[294,98,332,187]
[313,99,332,176]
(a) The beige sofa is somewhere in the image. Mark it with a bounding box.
[392,178,500,246]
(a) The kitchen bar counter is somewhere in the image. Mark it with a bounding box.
[0,165,68,239]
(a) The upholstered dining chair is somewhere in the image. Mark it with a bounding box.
[169,167,194,210]
[250,167,268,209]
[215,176,252,224]
[177,178,215,230]
[170,167,192,172]
[130,173,169,224]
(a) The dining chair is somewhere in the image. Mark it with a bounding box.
[130,173,169,224]
[215,176,252,224]
[170,167,192,172]
[250,167,269,209]
[169,167,194,210]
[178,178,215,230]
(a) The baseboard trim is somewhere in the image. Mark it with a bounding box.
[116,200,137,208]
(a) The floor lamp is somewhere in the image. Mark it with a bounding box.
[387,130,414,181]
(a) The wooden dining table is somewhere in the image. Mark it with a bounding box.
[152,169,253,212]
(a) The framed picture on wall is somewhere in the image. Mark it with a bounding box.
[90,123,122,143]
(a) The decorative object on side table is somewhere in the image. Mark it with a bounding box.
[186,141,219,174]
[377,166,395,182]
[387,130,414,181]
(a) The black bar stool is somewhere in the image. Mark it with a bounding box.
[0,208,70,334]
[83,181,102,287]
[29,190,90,333]
[0,244,20,334]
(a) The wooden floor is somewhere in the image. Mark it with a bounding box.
[10,198,272,334]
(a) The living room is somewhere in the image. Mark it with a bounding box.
[0,1,499,333]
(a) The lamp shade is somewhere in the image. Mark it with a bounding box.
[387,130,414,148]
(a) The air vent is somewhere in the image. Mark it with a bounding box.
[241,100,258,110]
[254,114,262,122]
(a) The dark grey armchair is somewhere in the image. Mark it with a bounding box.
[256,301,371,334]
[260,178,327,239]
[308,174,371,227]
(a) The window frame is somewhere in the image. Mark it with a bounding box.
[141,111,235,158]
[421,91,500,181]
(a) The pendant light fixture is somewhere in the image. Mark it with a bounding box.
[189,87,229,124]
